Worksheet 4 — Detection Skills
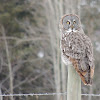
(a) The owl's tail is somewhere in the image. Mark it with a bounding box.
[69,57,94,85]
[81,66,94,85]
[84,66,93,85]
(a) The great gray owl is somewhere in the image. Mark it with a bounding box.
[59,14,94,85]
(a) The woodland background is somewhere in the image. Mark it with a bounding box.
[0,0,100,100]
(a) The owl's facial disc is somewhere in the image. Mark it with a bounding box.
[62,15,80,33]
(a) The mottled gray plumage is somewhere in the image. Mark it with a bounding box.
[59,14,94,85]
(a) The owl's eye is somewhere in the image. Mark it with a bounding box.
[66,21,70,24]
[73,21,76,24]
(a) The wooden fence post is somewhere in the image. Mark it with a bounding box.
[67,64,81,100]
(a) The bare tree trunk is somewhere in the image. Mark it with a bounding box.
[46,0,61,99]
[0,26,13,100]
[59,1,67,100]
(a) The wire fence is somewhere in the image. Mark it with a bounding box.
[0,92,100,97]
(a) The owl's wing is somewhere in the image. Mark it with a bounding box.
[77,34,94,70]
[83,34,94,77]
[83,34,94,68]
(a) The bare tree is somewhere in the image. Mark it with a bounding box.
[0,25,13,100]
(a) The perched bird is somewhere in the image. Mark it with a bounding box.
[59,14,94,85]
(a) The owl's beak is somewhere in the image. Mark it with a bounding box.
[71,25,74,29]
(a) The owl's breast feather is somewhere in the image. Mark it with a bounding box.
[61,32,86,59]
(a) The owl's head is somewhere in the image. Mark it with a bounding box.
[60,14,81,32]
